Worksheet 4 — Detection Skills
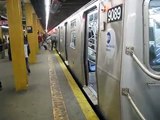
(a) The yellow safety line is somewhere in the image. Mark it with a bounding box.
[55,51,99,120]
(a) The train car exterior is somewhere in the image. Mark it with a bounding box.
[121,0,160,120]
[98,0,124,119]
[56,0,99,88]
[56,26,60,52]
[50,0,160,120]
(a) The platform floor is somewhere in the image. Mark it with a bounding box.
[0,50,98,120]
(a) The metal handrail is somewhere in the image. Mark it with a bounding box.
[122,88,146,120]
[126,47,160,80]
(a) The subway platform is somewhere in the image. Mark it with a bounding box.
[0,50,99,120]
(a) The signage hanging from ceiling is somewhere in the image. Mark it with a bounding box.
[27,26,33,33]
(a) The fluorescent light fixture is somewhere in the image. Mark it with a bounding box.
[1,26,9,29]
[0,15,8,20]
[45,0,51,32]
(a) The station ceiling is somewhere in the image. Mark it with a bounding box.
[30,0,91,31]
[0,0,91,31]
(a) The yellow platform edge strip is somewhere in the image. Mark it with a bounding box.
[55,52,99,120]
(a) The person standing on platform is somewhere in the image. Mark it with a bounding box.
[38,31,43,48]
[24,34,31,74]
[0,37,3,52]
[8,37,12,61]
[51,34,57,50]
[0,81,2,91]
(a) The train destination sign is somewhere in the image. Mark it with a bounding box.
[107,4,123,23]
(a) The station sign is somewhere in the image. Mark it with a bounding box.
[27,26,33,33]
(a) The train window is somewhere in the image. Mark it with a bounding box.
[89,14,93,21]
[70,19,77,49]
[70,30,76,49]
[148,0,160,71]
[71,19,76,29]
[87,9,98,66]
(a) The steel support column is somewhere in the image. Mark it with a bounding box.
[0,26,2,39]
[6,0,28,91]
[33,14,39,53]
[25,3,37,63]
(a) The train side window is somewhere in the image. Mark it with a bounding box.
[71,19,76,29]
[148,0,160,71]
[70,19,77,49]
[70,30,76,49]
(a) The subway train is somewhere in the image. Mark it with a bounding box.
[49,0,160,119]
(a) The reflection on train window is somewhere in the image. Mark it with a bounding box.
[88,27,94,38]
[94,13,97,20]
[149,0,160,71]
[71,19,76,29]
[87,11,98,63]
[70,30,76,49]
[88,47,96,62]
[89,14,93,21]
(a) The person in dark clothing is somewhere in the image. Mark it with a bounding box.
[88,27,94,38]
[24,35,31,74]
[8,37,12,61]
[42,33,48,50]
[0,38,2,52]
[149,45,156,65]
[0,81,2,91]
[0,37,5,59]
[38,32,43,48]
[50,34,57,50]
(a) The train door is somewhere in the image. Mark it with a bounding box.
[64,22,68,64]
[57,27,60,52]
[84,9,98,95]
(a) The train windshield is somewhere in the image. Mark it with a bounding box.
[149,0,160,71]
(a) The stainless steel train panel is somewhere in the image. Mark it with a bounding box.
[66,14,85,85]
[121,0,160,120]
[97,0,124,119]
[64,22,68,62]
[59,23,68,62]
[53,0,160,119]
[65,1,99,86]
[59,25,66,60]
[56,27,60,52]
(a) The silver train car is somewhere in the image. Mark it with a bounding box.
[51,0,160,119]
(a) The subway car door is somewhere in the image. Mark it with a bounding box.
[64,22,68,64]
[84,8,98,99]
[97,2,124,119]
[57,27,60,52]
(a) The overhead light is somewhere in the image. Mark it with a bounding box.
[0,15,8,20]
[45,0,51,32]
[1,26,9,29]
